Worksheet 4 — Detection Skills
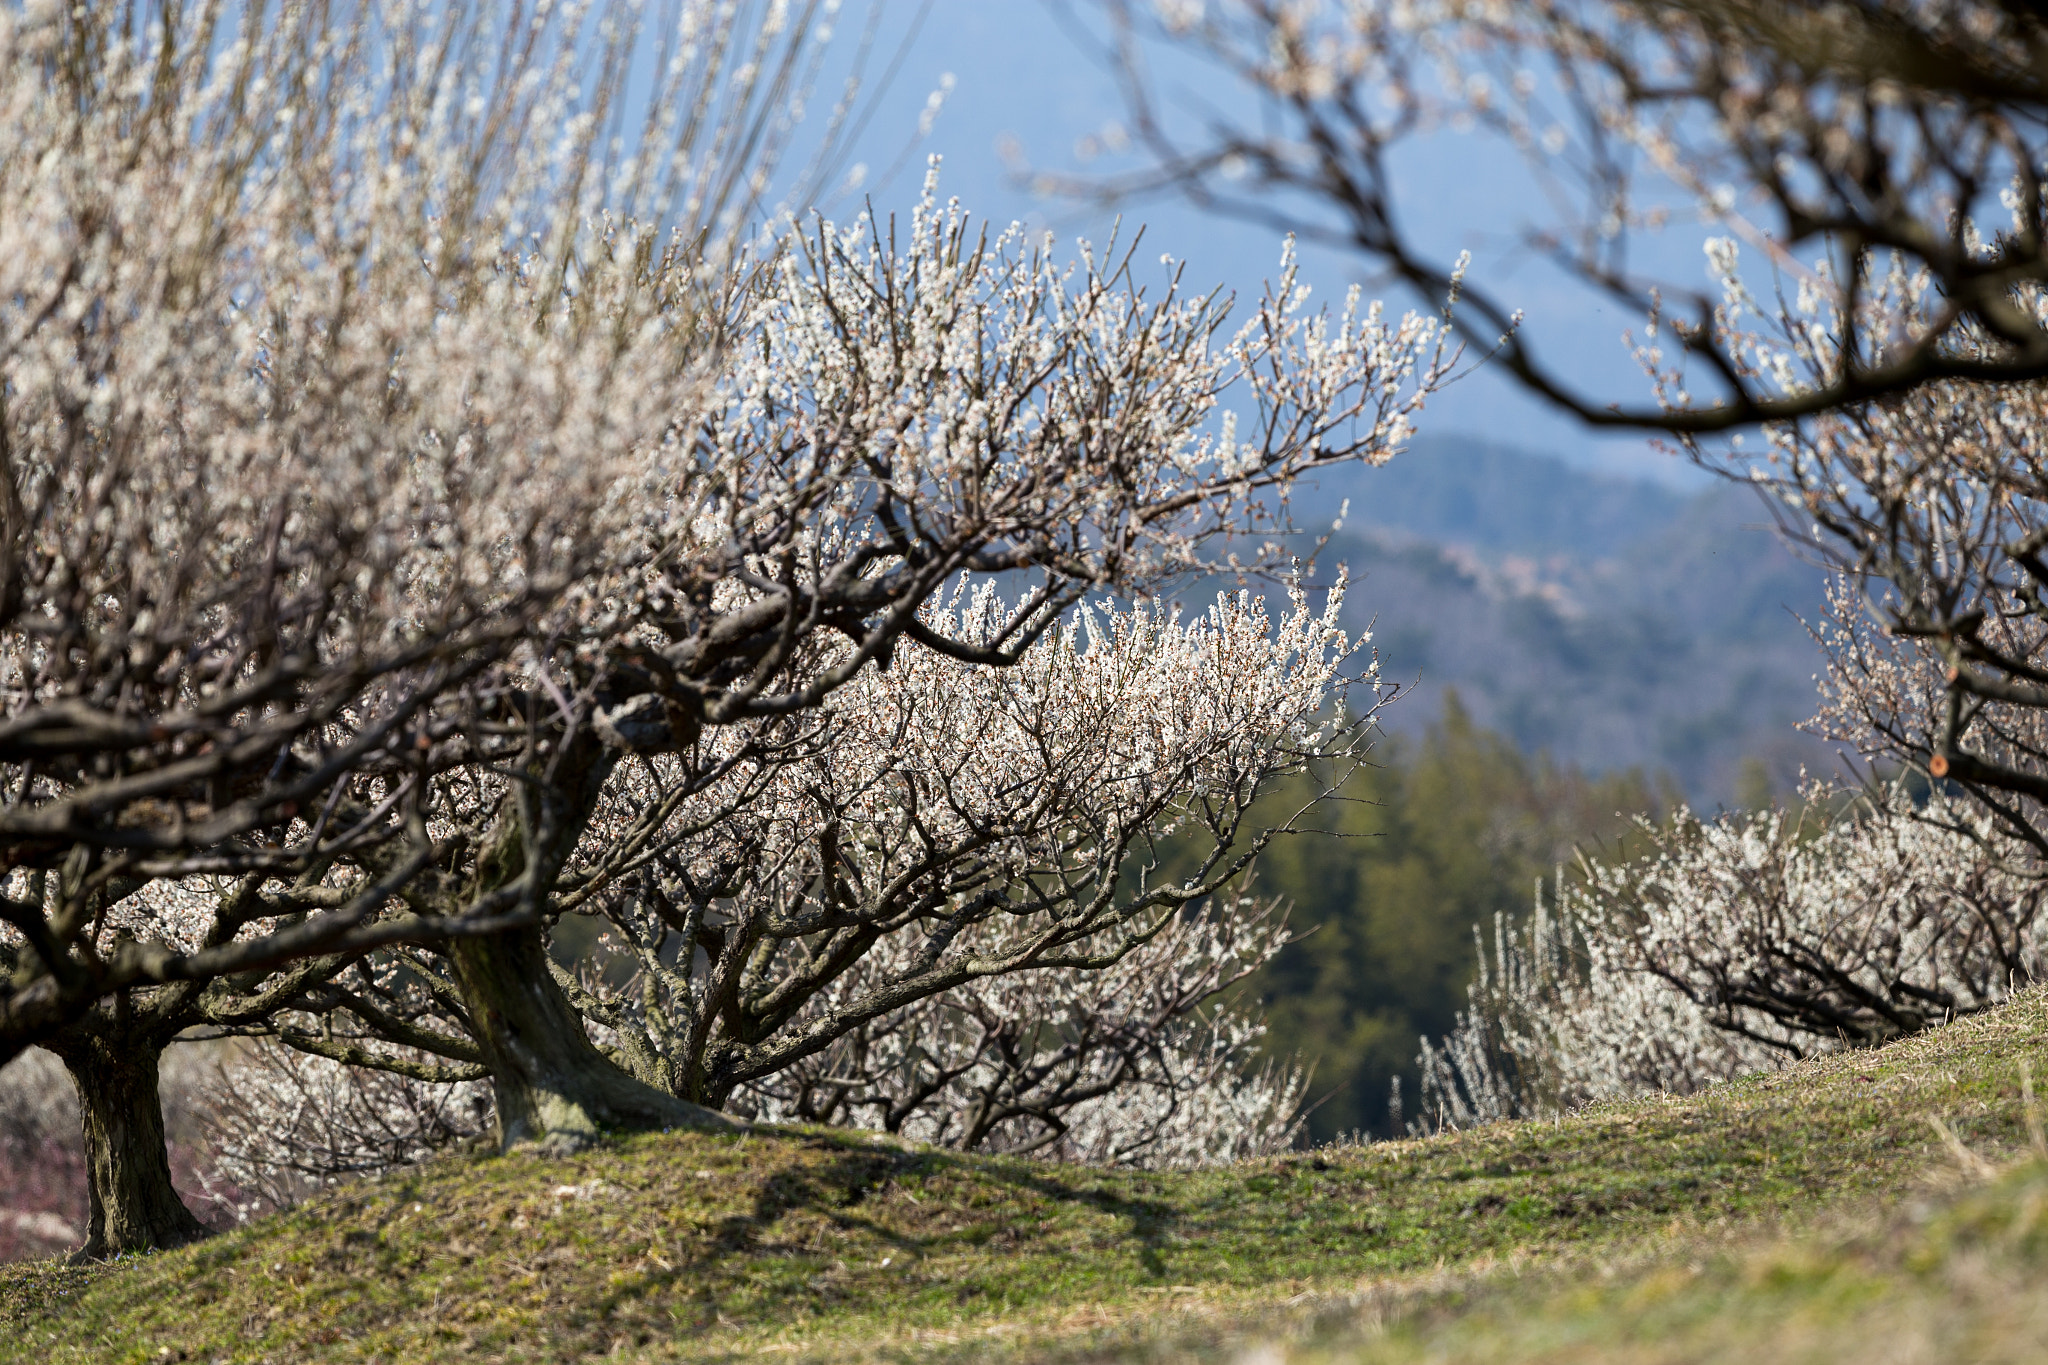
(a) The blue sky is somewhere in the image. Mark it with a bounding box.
[820,2,1721,490]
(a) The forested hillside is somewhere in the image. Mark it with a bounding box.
[1234,702,1658,1142]
[1219,437,1834,1139]
[1301,437,1836,804]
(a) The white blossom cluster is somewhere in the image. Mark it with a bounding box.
[729,893,1306,1168]
[578,162,1454,728]
[560,582,1363,1132]
[1415,883,1781,1133]
[1418,786,2048,1129]
[0,0,717,734]
[194,1042,492,1218]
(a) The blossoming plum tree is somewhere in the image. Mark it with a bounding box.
[1073,0,2048,430]
[0,0,1457,1251]
[1417,785,2048,1128]
[553,585,1358,1158]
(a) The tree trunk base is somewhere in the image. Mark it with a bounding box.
[450,925,741,1153]
[49,1033,211,1259]
[511,1064,740,1157]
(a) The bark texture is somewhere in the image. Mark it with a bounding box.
[442,732,739,1151]
[448,925,736,1152]
[50,1032,209,1259]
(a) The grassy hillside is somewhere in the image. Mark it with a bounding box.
[1282,1155,2048,1365]
[6,992,2048,1363]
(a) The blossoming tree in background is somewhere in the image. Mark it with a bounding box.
[1417,785,2048,1129]
[555,586,1355,1163]
[280,585,1370,1173]
[195,1042,492,1220]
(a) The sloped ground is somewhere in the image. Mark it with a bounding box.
[1268,1147,2048,1365]
[6,991,2048,1364]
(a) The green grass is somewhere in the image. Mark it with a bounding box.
[1269,1144,2048,1365]
[8,991,2048,1364]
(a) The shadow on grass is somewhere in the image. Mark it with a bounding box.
[758,1133,1179,1273]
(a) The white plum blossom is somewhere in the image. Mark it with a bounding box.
[552,581,1369,1140]
[1419,785,2048,1129]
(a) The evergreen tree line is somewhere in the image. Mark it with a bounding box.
[1234,694,1666,1141]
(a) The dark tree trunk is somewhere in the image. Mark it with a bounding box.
[448,924,735,1152]
[445,731,736,1152]
[49,1033,209,1259]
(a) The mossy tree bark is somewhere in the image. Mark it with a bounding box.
[448,925,734,1151]
[449,733,736,1152]
[48,1030,209,1260]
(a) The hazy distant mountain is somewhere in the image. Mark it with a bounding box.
[1302,436,1692,558]
[1292,436,1839,804]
